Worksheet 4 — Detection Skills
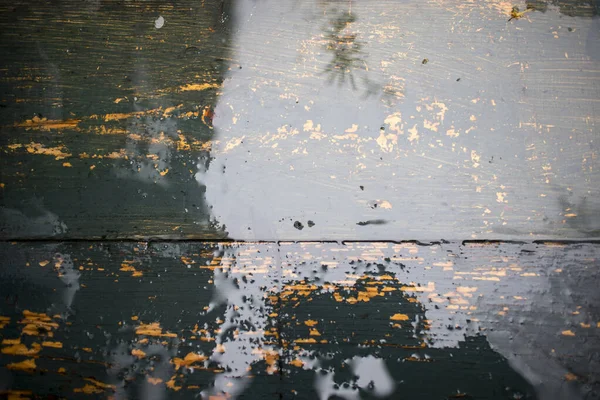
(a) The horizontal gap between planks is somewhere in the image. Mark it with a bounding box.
[1,238,600,246]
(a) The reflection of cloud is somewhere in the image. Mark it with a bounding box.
[0,198,67,238]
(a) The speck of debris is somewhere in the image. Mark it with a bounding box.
[567,27,573,32]
[356,219,388,226]
[456,78,461,81]
[307,220,315,227]
[422,58,428,64]
[293,221,304,230]
[360,185,364,191]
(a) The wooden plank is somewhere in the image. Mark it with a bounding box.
[1,0,599,241]
[0,0,232,239]
[1,241,598,398]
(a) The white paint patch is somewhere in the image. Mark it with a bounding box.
[154,16,165,29]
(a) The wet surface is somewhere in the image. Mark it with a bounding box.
[0,0,598,240]
[1,241,599,399]
[1,0,599,399]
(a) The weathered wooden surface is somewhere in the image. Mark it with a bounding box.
[1,241,599,399]
[1,0,599,399]
[0,0,230,239]
[0,0,598,240]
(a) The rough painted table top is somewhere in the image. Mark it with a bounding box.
[0,0,599,399]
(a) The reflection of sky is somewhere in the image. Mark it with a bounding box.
[196,242,592,399]
[198,0,600,241]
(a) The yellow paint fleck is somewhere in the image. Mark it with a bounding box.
[7,358,36,372]
[390,313,409,321]
[290,359,304,368]
[132,349,146,358]
[1,343,41,356]
[561,330,575,336]
[379,200,393,209]
[304,320,318,327]
[309,329,321,336]
[74,385,103,394]
[496,192,507,203]
[58,367,66,373]
[179,83,221,92]
[446,128,459,138]
[407,124,419,142]
[172,352,207,369]
[564,372,578,381]
[471,150,481,168]
[135,322,177,338]
[148,377,164,385]
[384,112,403,134]
[166,376,182,391]
[39,260,50,267]
[345,124,358,133]
[23,143,71,160]
[62,162,72,167]
[14,115,80,131]
[296,338,317,344]
[42,341,63,348]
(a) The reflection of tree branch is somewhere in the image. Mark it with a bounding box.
[322,12,365,90]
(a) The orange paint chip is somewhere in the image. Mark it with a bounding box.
[131,316,139,321]
[0,316,10,329]
[132,349,146,358]
[147,377,164,385]
[7,358,36,372]
[295,338,317,344]
[39,261,50,267]
[135,322,177,338]
[290,359,304,368]
[564,372,578,381]
[390,313,410,321]
[1,343,41,356]
[172,352,207,369]
[83,378,115,390]
[179,83,221,92]
[74,384,103,394]
[58,367,66,373]
[2,390,32,399]
[20,310,59,336]
[62,162,72,167]
[166,376,182,391]
[23,142,72,160]
[14,115,80,131]
[309,329,321,336]
[304,320,318,327]
[81,347,92,353]
[561,330,575,336]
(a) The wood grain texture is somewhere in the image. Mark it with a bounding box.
[1,241,598,398]
[0,0,598,240]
